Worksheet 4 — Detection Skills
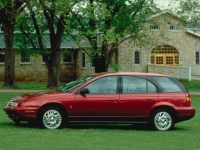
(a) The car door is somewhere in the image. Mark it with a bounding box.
[74,76,119,120]
[119,76,158,118]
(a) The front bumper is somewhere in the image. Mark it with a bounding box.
[3,106,38,121]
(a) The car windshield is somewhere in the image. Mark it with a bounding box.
[56,75,96,93]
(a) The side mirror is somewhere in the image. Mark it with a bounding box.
[80,88,90,95]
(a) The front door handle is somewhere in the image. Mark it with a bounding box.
[108,99,115,102]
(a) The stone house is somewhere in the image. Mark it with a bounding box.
[0,10,199,82]
[118,10,200,77]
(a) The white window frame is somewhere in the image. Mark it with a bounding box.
[0,24,3,33]
[0,48,5,64]
[170,24,179,31]
[196,51,200,65]
[90,60,95,68]
[20,52,31,64]
[41,55,45,64]
[81,51,86,69]
[134,51,140,65]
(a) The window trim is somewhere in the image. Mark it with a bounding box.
[196,51,200,65]
[150,24,159,31]
[134,51,140,65]
[0,24,3,33]
[81,51,86,69]
[170,24,179,31]
[20,52,31,64]
[62,52,73,64]
[0,48,5,64]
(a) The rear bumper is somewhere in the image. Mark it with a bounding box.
[176,107,195,122]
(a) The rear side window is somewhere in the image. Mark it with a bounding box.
[150,77,183,93]
[122,76,157,94]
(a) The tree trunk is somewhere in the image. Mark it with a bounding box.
[45,50,60,88]
[93,55,108,73]
[93,45,110,73]
[2,22,18,89]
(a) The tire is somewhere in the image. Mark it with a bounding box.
[39,106,65,129]
[150,108,174,131]
[13,119,20,125]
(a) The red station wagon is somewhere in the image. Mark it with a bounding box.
[3,72,195,131]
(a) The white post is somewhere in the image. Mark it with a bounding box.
[189,67,191,81]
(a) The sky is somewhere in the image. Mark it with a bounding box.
[154,0,180,10]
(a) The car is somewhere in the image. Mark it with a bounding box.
[3,72,195,131]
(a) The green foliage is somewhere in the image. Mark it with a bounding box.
[0,93,199,150]
[175,0,200,24]
[109,58,121,71]
[178,79,200,92]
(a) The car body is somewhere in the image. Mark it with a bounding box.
[3,72,195,131]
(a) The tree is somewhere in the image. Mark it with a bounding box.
[68,0,155,73]
[174,0,200,25]
[0,0,25,88]
[15,0,78,87]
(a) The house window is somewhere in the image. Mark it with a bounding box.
[81,52,86,68]
[42,55,45,64]
[134,51,140,65]
[196,51,200,65]
[0,49,5,63]
[170,24,179,30]
[0,24,3,32]
[21,52,30,64]
[63,53,73,63]
[91,60,95,68]
[151,45,179,66]
[150,24,159,30]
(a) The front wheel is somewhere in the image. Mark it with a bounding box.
[150,108,174,131]
[39,106,65,129]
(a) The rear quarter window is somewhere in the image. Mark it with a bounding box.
[150,77,183,93]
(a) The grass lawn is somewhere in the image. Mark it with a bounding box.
[178,79,200,92]
[0,79,200,92]
[0,93,199,150]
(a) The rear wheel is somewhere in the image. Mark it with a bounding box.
[150,108,174,131]
[39,106,65,129]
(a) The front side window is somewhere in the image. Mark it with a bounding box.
[83,76,118,94]
[196,51,200,65]
[122,76,157,94]
[21,52,30,64]
[134,51,140,65]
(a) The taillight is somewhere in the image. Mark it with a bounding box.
[186,96,191,107]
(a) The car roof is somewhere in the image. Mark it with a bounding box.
[94,72,170,77]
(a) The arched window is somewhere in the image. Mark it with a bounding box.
[151,45,179,66]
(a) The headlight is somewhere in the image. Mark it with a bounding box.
[7,101,19,107]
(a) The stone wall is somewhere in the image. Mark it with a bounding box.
[0,54,76,82]
[118,12,200,76]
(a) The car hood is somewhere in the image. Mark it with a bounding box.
[12,91,63,102]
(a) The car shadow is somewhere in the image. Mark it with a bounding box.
[66,123,151,131]
[1,121,189,131]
